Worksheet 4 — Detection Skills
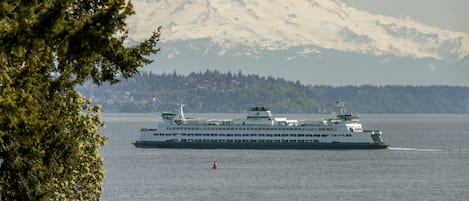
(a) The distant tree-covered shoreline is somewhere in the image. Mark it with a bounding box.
[311,85,469,114]
[77,70,469,114]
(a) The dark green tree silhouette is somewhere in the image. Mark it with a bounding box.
[0,0,160,200]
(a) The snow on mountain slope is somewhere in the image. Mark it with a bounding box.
[126,0,469,62]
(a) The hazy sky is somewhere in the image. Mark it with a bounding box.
[341,0,469,33]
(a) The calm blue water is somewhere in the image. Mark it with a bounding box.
[100,113,469,201]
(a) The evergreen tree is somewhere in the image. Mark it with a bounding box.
[0,0,160,200]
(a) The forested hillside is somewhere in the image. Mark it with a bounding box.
[311,85,469,113]
[77,71,324,113]
[77,71,469,114]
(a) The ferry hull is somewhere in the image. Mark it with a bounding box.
[133,141,388,149]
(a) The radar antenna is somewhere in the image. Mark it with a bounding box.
[336,100,346,115]
[179,103,185,120]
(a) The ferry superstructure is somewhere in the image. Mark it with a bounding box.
[134,103,388,149]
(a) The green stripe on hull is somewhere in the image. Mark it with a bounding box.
[134,141,388,149]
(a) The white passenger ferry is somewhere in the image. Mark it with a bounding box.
[134,102,388,149]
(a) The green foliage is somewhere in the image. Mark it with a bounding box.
[78,70,325,113]
[0,0,159,200]
[78,71,469,114]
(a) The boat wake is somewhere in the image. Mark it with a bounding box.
[449,148,469,152]
[388,147,443,152]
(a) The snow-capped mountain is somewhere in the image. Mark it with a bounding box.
[126,0,469,86]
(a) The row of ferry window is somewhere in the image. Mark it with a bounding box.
[181,139,326,143]
[167,127,336,131]
[154,133,352,137]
